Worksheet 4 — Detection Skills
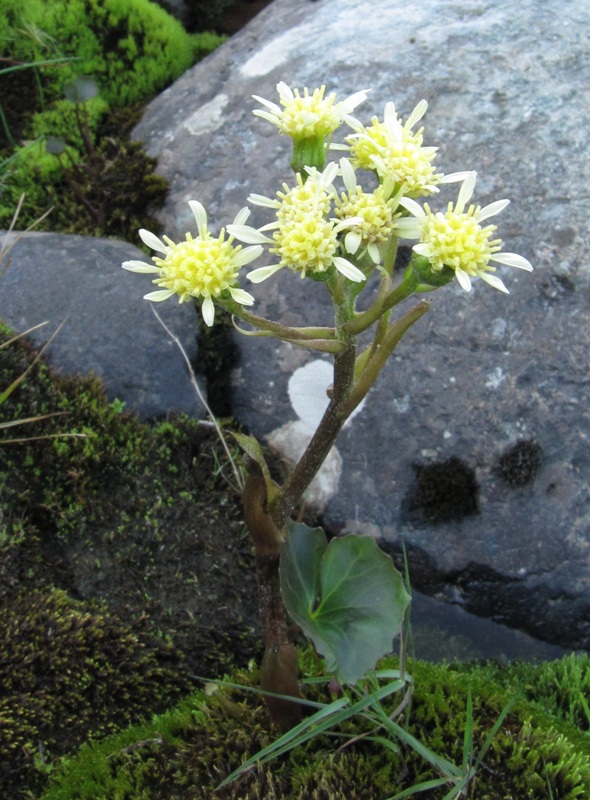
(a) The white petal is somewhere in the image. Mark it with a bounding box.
[276,81,294,103]
[333,216,363,234]
[233,244,264,267]
[201,296,215,327]
[343,89,370,112]
[333,256,366,282]
[480,272,510,293]
[122,260,159,273]
[368,243,381,263]
[247,264,283,283]
[383,102,400,136]
[490,252,533,271]
[252,95,282,114]
[189,200,207,237]
[139,229,168,253]
[252,109,280,125]
[477,199,510,222]
[413,242,434,258]
[395,218,420,239]
[344,230,362,255]
[438,170,474,185]
[144,289,175,302]
[454,268,472,292]
[455,172,477,213]
[229,287,255,306]
[226,225,272,244]
[320,160,339,187]
[406,99,428,129]
[329,141,352,152]
[232,206,251,226]
[399,196,426,219]
[248,193,279,208]
[339,157,357,193]
[342,114,364,133]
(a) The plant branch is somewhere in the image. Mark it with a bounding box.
[342,301,429,419]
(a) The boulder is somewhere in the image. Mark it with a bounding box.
[96,0,590,649]
[0,232,203,420]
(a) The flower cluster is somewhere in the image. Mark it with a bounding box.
[228,164,365,283]
[122,82,532,319]
[345,100,446,197]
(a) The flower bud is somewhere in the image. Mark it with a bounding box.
[403,253,455,294]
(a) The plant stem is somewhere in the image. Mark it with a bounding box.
[256,553,303,730]
[268,316,357,531]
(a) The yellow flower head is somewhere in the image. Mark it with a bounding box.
[334,159,400,263]
[271,214,339,278]
[275,171,334,223]
[253,82,368,141]
[346,100,445,197]
[122,202,261,326]
[397,172,533,293]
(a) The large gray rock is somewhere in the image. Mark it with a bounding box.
[132,0,590,650]
[0,232,203,420]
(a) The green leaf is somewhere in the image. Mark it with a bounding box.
[280,522,411,684]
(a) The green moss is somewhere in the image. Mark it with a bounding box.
[0,587,191,799]
[1,0,220,109]
[464,654,590,733]
[38,654,590,800]
[0,0,224,233]
[1,101,169,237]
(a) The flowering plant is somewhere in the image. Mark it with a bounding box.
[123,82,532,730]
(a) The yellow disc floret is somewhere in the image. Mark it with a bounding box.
[271,215,338,277]
[346,101,443,196]
[334,184,397,247]
[278,85,343,138]
[419,204,502,276]
[152,231,242,302]
[253,83,368,142]
[347,116,389,170]
[275,173,333,223]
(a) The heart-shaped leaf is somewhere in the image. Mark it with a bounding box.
[280,522,410,684]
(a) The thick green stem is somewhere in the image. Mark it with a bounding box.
[342,274,392,335]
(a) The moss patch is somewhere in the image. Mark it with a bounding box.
[0,588,191,798]
[0,321,261,796]
[39,654,590,799]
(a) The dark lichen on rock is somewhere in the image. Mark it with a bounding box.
[495,440,543,488]
[405,456,480,523]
